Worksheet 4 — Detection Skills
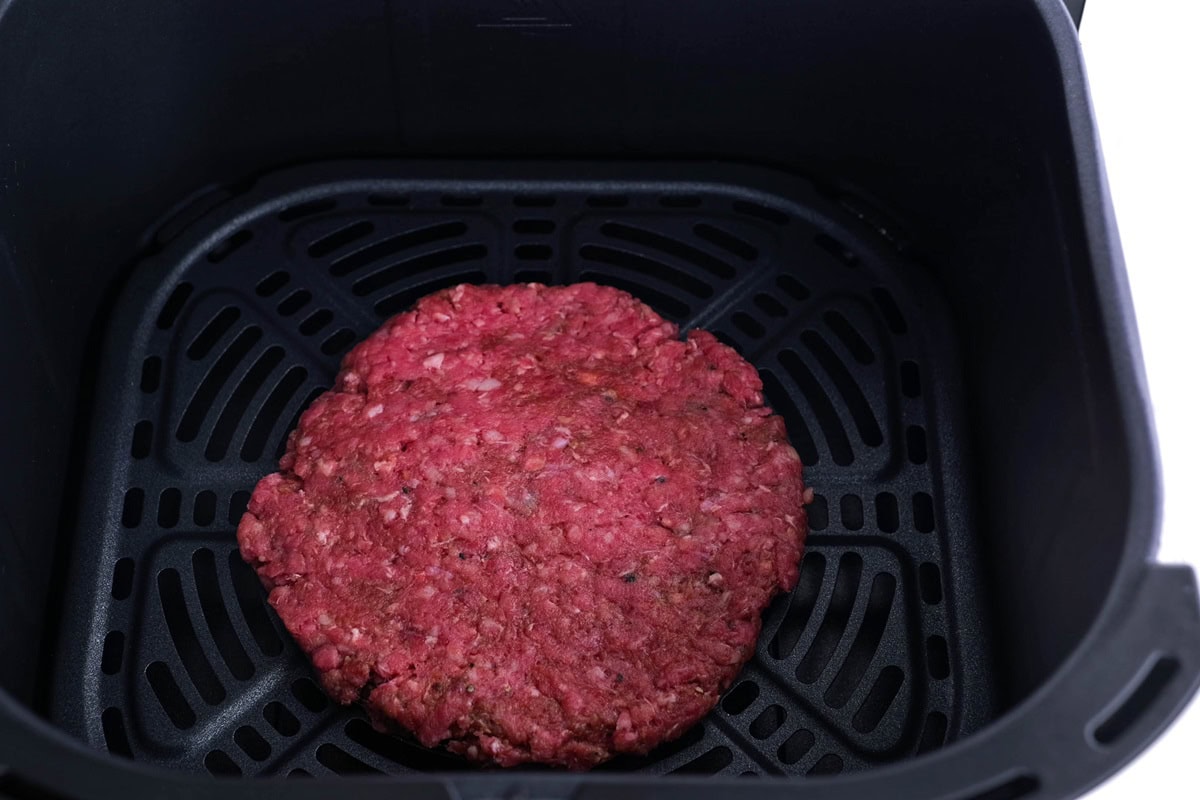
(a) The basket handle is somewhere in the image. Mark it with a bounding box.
[1018,563,1200,792]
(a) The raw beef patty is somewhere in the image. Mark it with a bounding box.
[237,282,808,769]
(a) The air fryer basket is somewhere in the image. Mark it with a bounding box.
[2,0,1199,799]
[47,162,993,778]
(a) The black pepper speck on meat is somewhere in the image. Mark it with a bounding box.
[237,282,808,769]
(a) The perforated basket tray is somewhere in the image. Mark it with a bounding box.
[50,161,993,779]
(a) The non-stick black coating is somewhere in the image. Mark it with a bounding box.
[48,163,992,778]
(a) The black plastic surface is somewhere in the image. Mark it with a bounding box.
[0,0,1143,716]
[6,556,1200,799]
[1065,0,1086,26]
[3,1,1197,797]
[50,162,992,778]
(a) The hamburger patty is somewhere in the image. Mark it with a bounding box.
[237,282,808,769]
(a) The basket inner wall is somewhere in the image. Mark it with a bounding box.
[0,0,1132,780]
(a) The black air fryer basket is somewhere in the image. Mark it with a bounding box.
[0,1,1197,798]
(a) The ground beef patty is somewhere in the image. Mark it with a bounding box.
[237,282,808,769]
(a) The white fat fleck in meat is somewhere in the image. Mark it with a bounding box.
[423,352,446,369]
[318,613,333,626]
[366,403,384,418]
[315,528,331,545]
[551,436,570,449]
[483,429,505,443]
[418,585,437,599]
[299,436,313,447]
[382,509,398,523]
[463,377,502,391]
[373,491,401,503]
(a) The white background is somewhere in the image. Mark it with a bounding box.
[1079,1,1199,797]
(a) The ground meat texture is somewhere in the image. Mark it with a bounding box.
[237,282,808,769]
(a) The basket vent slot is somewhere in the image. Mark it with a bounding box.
[234,725,271,761]
[721,681,760,715]
[204,749,241,776]
[797,554,862,684]
[229,550,283,656]
[330,222,469,277]
[768,552,826,660]
[102,708,134,758]
[670,746,733,775]
[111,558,135,599]
[146,661,196,729]
[158,568,224,704]
[777,729,815,765]
[264,702,300,737]
[193,548,254,680]
[308,221,376,258]
[749,705,786,739]
[316,743,380,774]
